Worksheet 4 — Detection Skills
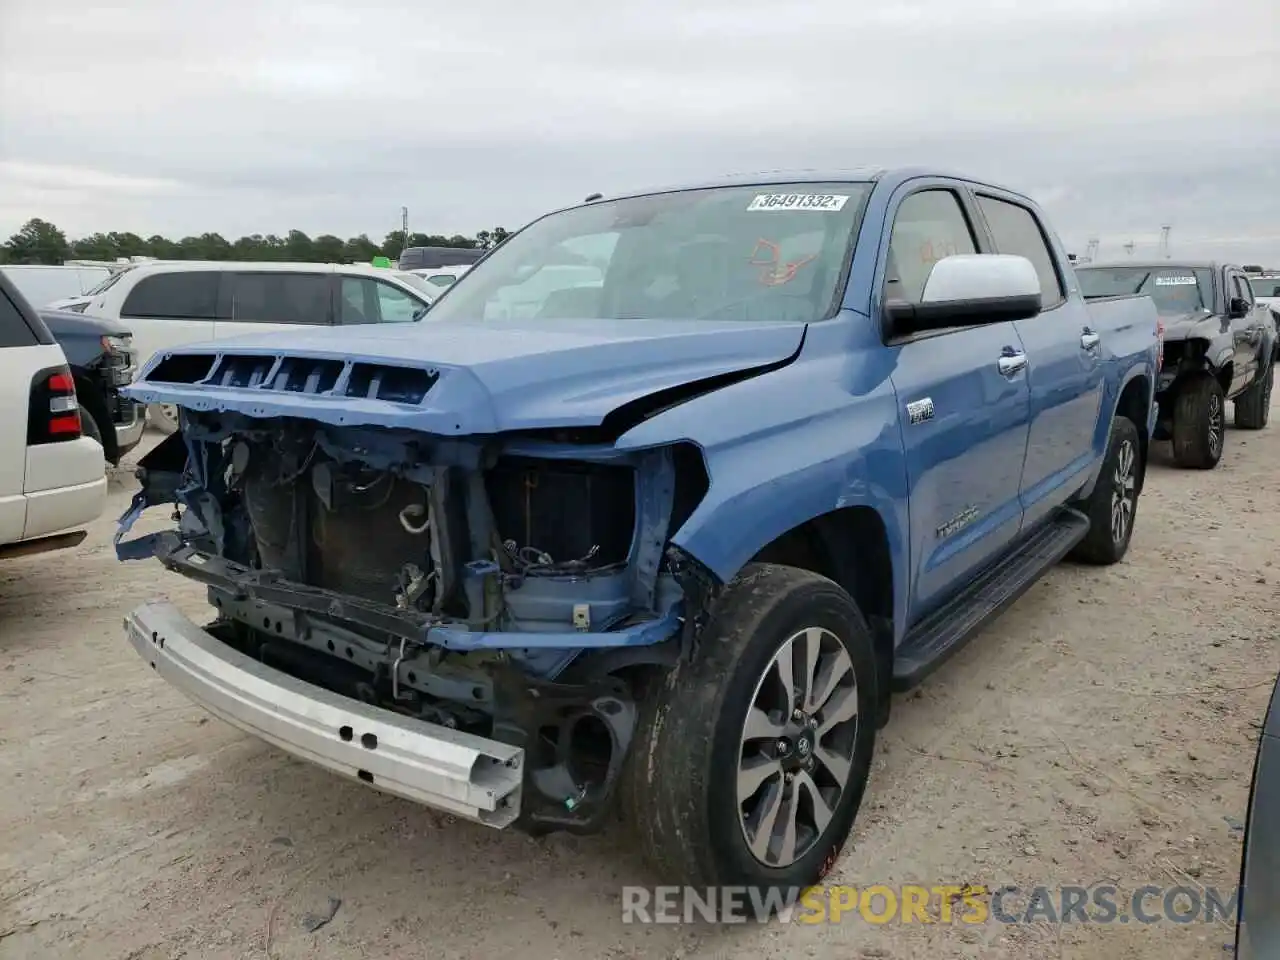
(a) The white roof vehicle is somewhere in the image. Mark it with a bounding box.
[46,261,437,433]
[1247,273,1280,308]
[0,263,114,308]
[0,274,107,558]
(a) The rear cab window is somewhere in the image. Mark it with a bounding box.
[0,286,44,348]
[121,271,220,319]
[975,194,1065,309]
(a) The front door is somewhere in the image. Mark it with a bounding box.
[880,186,1032,620]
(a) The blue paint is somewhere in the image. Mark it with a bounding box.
[118,167,1159,658]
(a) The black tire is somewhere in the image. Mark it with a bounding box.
[1235,363,1272,431]
[624,563,878,898]
[1069,415,1141,565]
[1171,374,1225,469]
[80,407,104,447]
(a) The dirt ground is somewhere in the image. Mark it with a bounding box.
[1,408,1276,960]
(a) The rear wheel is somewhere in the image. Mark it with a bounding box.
[1070,415,1141,565]
[1235,364,1273,430]
[1171,374,1225,469]
[625,564,877,897]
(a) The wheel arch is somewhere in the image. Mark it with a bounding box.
[72,371,119,464]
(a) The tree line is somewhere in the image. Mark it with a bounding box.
[1,218,512,266]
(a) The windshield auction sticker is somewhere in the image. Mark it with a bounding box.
[1154,276,1197,286]
[747,194,849,212]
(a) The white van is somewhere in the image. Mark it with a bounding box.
[47,261,438,432]
[0,274,107,557]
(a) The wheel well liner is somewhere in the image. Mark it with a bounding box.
[748,506,894,721]
[1114,374,1151,492]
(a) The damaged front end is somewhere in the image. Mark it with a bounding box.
[118,400,716,834]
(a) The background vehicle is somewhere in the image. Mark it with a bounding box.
[396,245,484,272]
[0,273,107,559]
[1235,672,1279,959]
[39,309,143,465]
[407,265,472,290]
[116,169,1158,897]
[1077,261,1276,467]
[0,264,113,308]
[44,261,436,434]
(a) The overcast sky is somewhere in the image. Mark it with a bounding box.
[1,0,1277,263]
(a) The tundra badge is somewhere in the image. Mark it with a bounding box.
[906,398,935,425]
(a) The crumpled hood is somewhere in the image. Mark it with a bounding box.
[1160,309,1221,340]
[124,316,807,434]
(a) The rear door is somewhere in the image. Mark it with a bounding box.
[1229,272,1264,391]
[215,271,334,342]
[118,270,219,368]
[880,184,1032,618]
[974,192,1104,528]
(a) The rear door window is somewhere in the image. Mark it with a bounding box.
[121,271,221,320]
[230,272,332,324]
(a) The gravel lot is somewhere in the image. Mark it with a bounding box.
[2,408,1276,960]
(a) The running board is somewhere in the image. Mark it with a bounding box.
[892,508,1090,690]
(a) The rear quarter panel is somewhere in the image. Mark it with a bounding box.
[1077,294,1159,496]
[0,343,72,543]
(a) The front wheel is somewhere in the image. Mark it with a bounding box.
[1171,374,1225,469]
[624,564,878,896]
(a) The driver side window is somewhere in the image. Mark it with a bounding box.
[1234,275,1255,306]
[885,190,978,303]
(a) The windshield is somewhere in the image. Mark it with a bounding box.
[423,182,872,325]
[1076,266,1214,315]
[1248,276,1280,299]
[85,268,132,296]
[393,271,437,299]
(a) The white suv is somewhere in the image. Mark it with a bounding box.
[48,261,438,432]
[0,275,107,558]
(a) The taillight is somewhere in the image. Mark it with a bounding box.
[28,365,82,445]
[1156,319,1165,373]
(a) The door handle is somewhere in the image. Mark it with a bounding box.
[997,352,1028,377]
[1081,329,1101,351]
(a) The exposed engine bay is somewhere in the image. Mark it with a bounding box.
[117,411,715,832]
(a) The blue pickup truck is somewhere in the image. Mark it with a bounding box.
[116,168,1159,896]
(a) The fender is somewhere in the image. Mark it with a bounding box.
[615,316,911,636]
[1078,358,1156,502]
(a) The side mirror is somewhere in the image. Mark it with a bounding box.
[1227,296,1250,319]
[885,254,1043,335]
